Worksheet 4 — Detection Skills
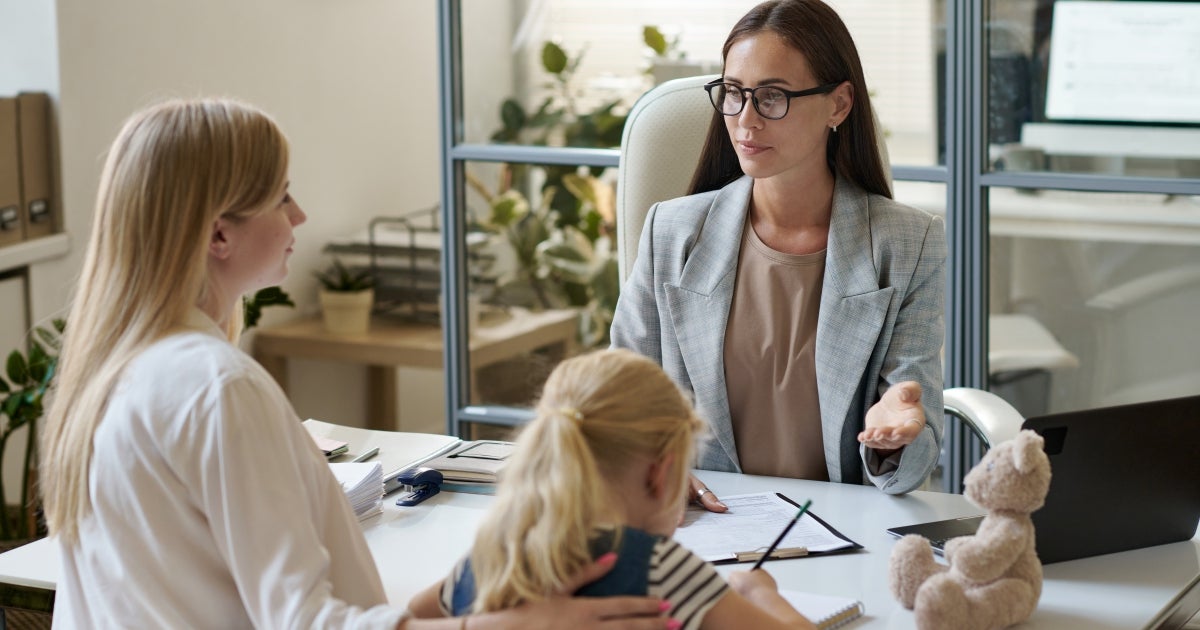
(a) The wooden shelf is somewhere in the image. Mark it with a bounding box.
[0,233,70,273]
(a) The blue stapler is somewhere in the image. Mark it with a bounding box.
[395,467,443,506]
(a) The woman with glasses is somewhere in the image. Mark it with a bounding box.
[611,0,945,505]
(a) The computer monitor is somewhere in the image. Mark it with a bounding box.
[1045,0,1200,126]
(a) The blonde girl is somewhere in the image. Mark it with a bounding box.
[41,99,666,630]
[410,349,818,630]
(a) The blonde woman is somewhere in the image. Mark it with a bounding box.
[41,99,669,629]
[409,349,818,630]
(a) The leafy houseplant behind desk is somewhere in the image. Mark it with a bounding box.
[252,307,577,432]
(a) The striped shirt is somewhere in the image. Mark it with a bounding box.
[648,537,729,629]
[439,527,728,630]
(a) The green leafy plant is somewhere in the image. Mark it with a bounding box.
[243,286,295,330]
[0,318,64,541]
[470,172,619,349]
[643,25,682,60]
[471,39,629,348]
[314,259,375,293]
[490,41,627,226]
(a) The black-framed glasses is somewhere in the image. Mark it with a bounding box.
[704,79,842,120]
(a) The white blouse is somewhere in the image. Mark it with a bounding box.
[54,310,405,629]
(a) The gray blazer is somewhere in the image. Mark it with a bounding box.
[610,175,945,494]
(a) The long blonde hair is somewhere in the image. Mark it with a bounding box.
[41,98,290,544]
[470,349,705,612]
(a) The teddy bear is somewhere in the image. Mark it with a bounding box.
[888,429,1052,630]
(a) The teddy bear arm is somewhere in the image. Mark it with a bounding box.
[946,523,1028,582]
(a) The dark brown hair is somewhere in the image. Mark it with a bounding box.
[687,0,891,198]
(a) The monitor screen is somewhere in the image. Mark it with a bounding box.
[1045,1,1200,125]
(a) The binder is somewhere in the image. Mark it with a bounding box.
[16,92,55,239]
[0,97,25,247]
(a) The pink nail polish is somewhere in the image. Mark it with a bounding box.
[597,552,617,565]
[666,619,683,630]
[658,601,672,612]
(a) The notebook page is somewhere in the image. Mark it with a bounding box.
[779,590,864,630]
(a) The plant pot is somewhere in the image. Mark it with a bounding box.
[319,289,374,335]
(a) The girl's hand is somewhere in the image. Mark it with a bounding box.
[727,568,779,599]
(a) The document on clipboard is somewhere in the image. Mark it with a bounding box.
[672,492,862,564]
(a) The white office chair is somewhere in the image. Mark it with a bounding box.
[615,76,1026,485]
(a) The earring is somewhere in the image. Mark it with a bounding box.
[831,124,838,133]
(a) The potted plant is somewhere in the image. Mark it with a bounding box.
[314,259,375,335]
[470,171,619,349]
[242,286,295,330]
[0,319,64,546]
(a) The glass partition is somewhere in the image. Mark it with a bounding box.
[461,0,946,166]
[987,186,1200,415]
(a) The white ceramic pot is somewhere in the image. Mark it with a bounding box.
[319,288,374,335]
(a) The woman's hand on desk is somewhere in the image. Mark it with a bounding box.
[858,381,926,455]
[687,474,728,514]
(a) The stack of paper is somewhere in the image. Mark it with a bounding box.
[303,419,462,495]
[329,462,384,522]
[420,440,515,483]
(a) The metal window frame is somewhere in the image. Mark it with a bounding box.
[437,0,1200,454]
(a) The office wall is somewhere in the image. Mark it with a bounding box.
[0,0,449,431]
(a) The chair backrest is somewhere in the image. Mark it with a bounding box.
[616,75,716,284]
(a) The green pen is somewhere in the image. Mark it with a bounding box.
[351,446,380,463]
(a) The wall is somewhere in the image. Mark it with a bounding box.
[0,0,449,437]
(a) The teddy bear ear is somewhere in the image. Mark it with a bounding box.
[1012,429,1045,473]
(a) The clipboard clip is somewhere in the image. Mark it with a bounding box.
[735,546,809,563]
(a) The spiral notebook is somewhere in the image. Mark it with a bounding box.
[780,590,864,630]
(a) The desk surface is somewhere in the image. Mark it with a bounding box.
[253,307,577,370]
[2,470,1196,628]
[894,181,1200,246]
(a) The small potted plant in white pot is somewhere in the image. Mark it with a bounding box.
[314,259,375,335]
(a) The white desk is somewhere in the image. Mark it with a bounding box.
[2,471,1197,629]
[893,181,1200,246]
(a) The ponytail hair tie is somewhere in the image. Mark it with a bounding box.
[558,407,584,422]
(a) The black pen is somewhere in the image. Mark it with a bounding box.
[751,499,813,571]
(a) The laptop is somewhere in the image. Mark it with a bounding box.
[888,395,1200,564]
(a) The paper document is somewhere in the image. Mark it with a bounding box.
[329,462,384,522]
[304,419,461,494]
[672,493,860,563]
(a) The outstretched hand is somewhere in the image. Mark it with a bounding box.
[858,381,925,454]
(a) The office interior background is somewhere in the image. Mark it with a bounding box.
[2,0,1199,500]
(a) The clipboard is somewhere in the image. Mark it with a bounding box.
[674,492,863,564]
